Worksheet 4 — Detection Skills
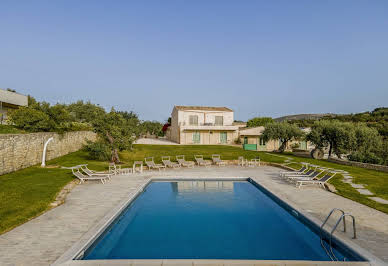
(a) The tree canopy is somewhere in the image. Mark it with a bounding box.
[246,117,273,127]
[262,122,304,152]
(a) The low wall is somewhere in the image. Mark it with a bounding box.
[327,158,388,173]
[0,131,97,175]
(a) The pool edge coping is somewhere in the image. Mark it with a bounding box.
[52,177,385,266]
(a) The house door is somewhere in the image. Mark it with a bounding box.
[258,137,267,151]
[193,131,201,144]
[299,141,307,150]
[220,132,227,144]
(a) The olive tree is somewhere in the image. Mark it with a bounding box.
[307,120,355,158]
[262,122,304,152]
[92,109,140,163]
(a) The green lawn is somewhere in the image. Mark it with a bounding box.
[275,153,388,214]
[1,144,387,235]
[0,151,108,234]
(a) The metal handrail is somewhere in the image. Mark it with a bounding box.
[320,208,346,261]
[320,209,357,261]
[320,208,346,235]
[328,213,357,261]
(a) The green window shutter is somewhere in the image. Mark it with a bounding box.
[220,132,227,144]
[193,132,200,143]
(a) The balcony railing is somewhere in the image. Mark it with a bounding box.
[179,122,225,126]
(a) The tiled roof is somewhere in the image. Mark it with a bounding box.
[174,106,233,112]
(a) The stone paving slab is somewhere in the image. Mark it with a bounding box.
[351,184,365,189]
[0,166,387,265]
[369,197,388,204]
[357,189,374,196]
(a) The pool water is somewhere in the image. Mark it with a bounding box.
[84,180,362,261]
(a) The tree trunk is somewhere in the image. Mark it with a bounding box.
[279,140,287,152]
[328,143,333,158]
[106,132,121,163]
[111,148,121,163]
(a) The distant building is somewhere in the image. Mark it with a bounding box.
[0,89,28,124]
[239,126,281,151]
[169,106,239,144]
[239,126,313,151]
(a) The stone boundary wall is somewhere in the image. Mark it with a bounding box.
[0,131,97,175]
[327,158,388,173]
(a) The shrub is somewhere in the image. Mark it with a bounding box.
[8,107,54,132]
[83,140,111,161]
[348,151,383,165]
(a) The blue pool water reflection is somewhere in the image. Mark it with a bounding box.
[84,181,362,261]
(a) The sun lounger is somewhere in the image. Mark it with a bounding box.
[248,158,260,167]
[295,171,337,188]
[279,165,308,176]
[176,155,195,168]
[238,156,248,167]
[194,155,212,167]
[286,168,324,181]
[72,167,108,184]
[133,161,143,173]
[212,154,226,166]
[109,163,133,175]
[284,167,316,178]
[145,157,166,171]
[80,165,111,179]
[162,156,181,169]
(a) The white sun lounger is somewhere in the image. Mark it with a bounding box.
[109,163,133,175]
[176,155,195,168]
[80,165,111,179]
[295,171,338,188]
[162,156,181,169]
[195,155,212,167]
[212,154,226,166]
[145,157,166,171]
[72,168,108,184]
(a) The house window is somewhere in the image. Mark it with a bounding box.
[259,137,266,146]
[215,116,223,126]
[244,137,248,144]
[189,115,198,125]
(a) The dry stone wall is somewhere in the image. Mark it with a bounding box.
[0,131,97,175]
[327,158,388,173]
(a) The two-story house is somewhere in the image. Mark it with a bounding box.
[169,106,239,144]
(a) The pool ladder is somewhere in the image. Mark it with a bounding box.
[320,208,357,261]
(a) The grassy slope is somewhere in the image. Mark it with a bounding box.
[278,153,388,214]
[1,144,387,234]
[0,151,108,234]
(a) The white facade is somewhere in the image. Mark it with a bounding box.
[169,106,239,145]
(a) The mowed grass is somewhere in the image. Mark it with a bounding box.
[277,153,388,214]
[119,144,286,165]
[1,144,387,234]
[0,151,109,234]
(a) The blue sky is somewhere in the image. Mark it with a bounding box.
[1,1,387,121]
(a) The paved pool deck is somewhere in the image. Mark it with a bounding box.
[0,166,387,266]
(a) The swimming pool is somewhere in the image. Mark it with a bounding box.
[82,180,365,261]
